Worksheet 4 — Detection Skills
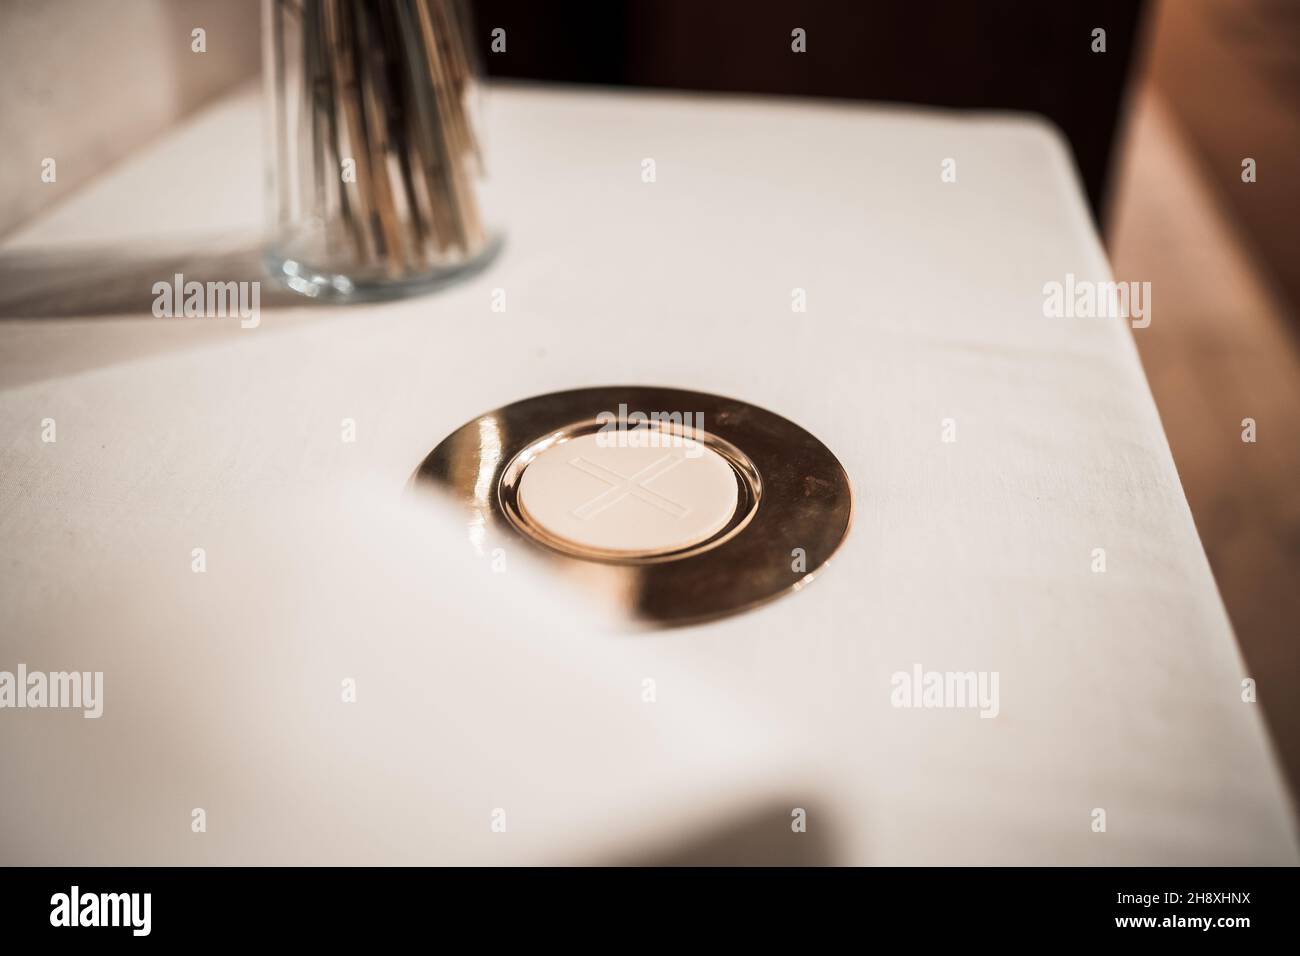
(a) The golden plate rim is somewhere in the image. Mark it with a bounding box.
[411,385,853,627]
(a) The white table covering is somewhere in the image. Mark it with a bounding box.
[1,84,1294,864]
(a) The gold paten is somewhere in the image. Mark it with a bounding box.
[412,386,852,627]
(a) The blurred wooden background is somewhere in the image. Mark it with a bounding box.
[1109,0,1300,803]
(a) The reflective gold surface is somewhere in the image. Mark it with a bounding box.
[412,387,852,627]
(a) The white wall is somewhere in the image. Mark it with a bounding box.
[0,0,260,237]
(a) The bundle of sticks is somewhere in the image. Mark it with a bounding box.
[273,0,485,277]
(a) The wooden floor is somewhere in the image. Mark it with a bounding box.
[1107,90,1300,807]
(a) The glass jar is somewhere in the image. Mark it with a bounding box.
[262,0,498,301]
